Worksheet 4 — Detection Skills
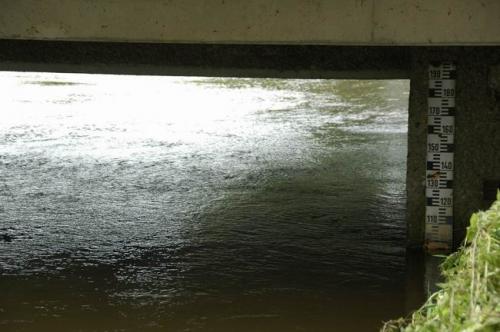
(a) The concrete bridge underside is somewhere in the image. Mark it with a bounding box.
[1,0,500,45]
[1,1,500,249]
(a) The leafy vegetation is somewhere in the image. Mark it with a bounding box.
[382,192,500,332]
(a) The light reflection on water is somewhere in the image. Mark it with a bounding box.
[0,72,412,331]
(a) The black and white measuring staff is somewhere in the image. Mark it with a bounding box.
[425,62,456,251]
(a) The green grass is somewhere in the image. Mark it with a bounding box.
[382,192,500,332]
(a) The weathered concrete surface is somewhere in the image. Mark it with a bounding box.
[0,0,500,45]
[406,48,500,249]
[0,40,411,78]
[406,56,428,248]
[455,52,500,246]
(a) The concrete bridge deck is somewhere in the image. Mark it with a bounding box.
[1,0,499,45]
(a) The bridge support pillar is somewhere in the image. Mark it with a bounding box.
[406,48,500,250]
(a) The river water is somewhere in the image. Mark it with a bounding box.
[0,73,415,331]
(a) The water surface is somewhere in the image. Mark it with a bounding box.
[0,73,412,331]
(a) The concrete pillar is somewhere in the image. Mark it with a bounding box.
[454,50,500,246]
[406,48,500,249]
[406,54,428,249]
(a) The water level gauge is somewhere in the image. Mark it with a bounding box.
[425,62,456,252]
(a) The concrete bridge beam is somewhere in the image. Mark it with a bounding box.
[1,0,500,45]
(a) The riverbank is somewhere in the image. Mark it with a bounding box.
[382,193,500,331]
